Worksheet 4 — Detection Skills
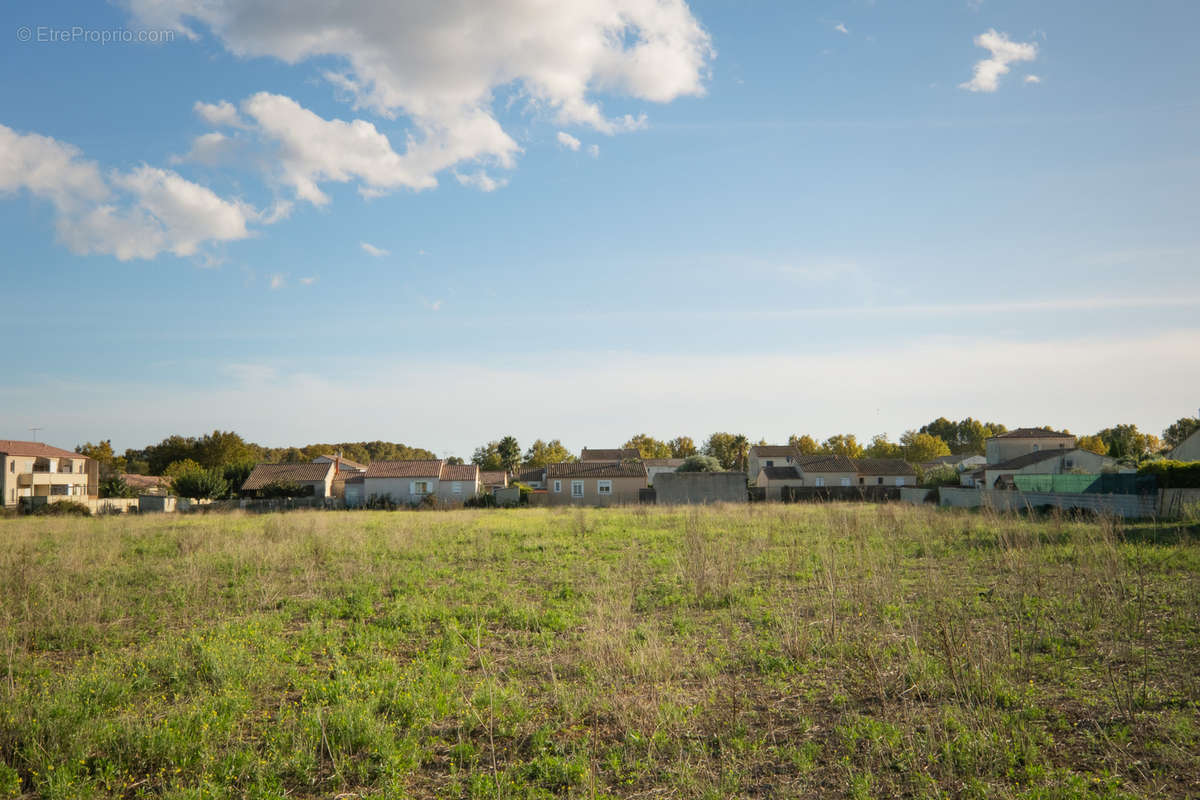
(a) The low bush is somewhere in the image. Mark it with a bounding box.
[1138,460,1200,488]
[27,500,92,517]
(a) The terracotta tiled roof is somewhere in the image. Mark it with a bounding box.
[479,470,508,486]
[580,448,639,461]
[121,473,170,491]
[795,454,858,473]
[441,463,480,482]
[547,461,648,478]
[364,460,444,478]
[854,458,916,476]
[242,462,334,491]
[0,440,88,460]
[515,467,546,483]
[760,466,801,480]
[750,445,796,457]
[642,458,686,467]
[990,428,1073,440]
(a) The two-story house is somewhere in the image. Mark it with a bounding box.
[0,440,96,508]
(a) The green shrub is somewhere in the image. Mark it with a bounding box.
[27,500,92,517]
[172,468,231,499]
[99,476,138,498]
[919,464,962,488]
[676,455,722,472]
[256,480,314,499]
[1138,460,1200,488]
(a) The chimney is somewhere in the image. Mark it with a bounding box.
[335,450,341,473]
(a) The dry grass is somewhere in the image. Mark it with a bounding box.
[0,503,1197,799]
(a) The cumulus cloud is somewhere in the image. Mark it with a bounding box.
[960,29,1037,93]
[454,170,507,192]
[834,23,848,34]
[360,241,389,257]
[556,131,582,151]
[1024,74,1041,84]
[172,131,238,166]
[268,273,285,289]
[194,100,246,128]
[0,123,254,261]
[128,0,713,187]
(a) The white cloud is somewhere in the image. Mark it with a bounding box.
[1024,74,1041,84]
[360,241,389,257]
[556,131,582,151]
[0,123,255,261]
[960,29,1037,93]
[128,0,713,186]
[834,23,849,34]
[172,131,237,166]
[194,100,246,128]
[454,170,507,192]
[299,276,317,285]
[268,273,285,289]
[587,144,600,158]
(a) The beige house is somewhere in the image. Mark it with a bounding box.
[854,458,917,487]
[795,454,859,487]
[513,467,546,489]
[362,460,479,507]
[546,461,647,506]
[973,448,1121,489]
[1,440,96,508]
[580,447,639,462]
[985,428,1076,464]
[755,466,806,500]
[747,445,797,479]
[1168,428,1200,462]
[480,470,509,492]
[241,462,337,499]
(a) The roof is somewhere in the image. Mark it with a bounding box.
[760,466,801,480]
[312,454,367,471]
[441,463,480,482]
[750,445,797,457]
[985,448,1083,472]
[0,440,88,460]
[795,454,858,473]
[989,427,1074,440]
[514,467,546,482]
[120,473,170,491]
[478,470,508,485]
[580,448,639,461]
[242,462,334,491]
[854,458,916,476]
[642,458,686,467]
[547,461,648,479]
[364,459,444,478]
[342,474,365,484]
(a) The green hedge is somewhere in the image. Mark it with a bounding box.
[1138,460,1200,488]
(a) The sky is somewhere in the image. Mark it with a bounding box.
[1,0,1198,459]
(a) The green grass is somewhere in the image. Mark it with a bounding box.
[1,504,1197,799]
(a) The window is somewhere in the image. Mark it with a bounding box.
[597,480,612,495]
[895,477,906,486]
[413,481,429,495]
[451,482,462,494]
[8,461,12,473]
[814,477,825,487]
[877,477,884,485]
[571,480,584,498]
[553,480,562,493]
[765,460,774,467]
[1064,459,1073,469]
[840,477,851,487]
[859,477,864,485]
[1032,444,1040,451]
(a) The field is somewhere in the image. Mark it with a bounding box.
[1,504,1198,800]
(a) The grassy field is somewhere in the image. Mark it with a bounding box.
[1,504,1198,799]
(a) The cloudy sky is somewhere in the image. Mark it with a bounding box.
[1,0,1198,457]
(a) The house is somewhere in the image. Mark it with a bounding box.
[479,470,509,492]
[747,445,797,479]
[580,448,640,462]
[854,459,917,487]
[971,448,1121,490]
[362,460,479,507]
[794,454,859,487]
[985,428,1076,464]
[312,453,367,472]
[920,454,987,473]
[1168,427,1200,462]
[643,458,685,486]
[546,461,647,505]
[755,466,806,500]
[241,462,337,499]
[121,473,171,494]
[0,440,96,508]
[513,466,546,489]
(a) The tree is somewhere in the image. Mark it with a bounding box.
[918,417,1006,455]
[472,442,504,471]
[900,431,951,463]
[496,436,522,472]
[1076,435,1109,456]
[163,459,204,479]
[76,439,126,479]
[1163,417,1200,450]
[668,436,697,458]
[1095,425,1156,461]
[789,434,820,455]
[702,433,744,470]
[99,476,137,499]
[523,439,575,467]
[623,433,672,459]
[172,468,230,500]
[820,434,864,459]
[195,430,256,469]
[445,456,465,465]
[864,434,903,459]
[676,455,722,472]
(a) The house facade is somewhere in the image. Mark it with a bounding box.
[747,445,797,480]
[854,458,917,487]
[0,441,96,507]
[361,460,479,507]
[794,454,859,487]
[546,461,647,506]
[241,462,337,499]
[643,458,685,486]
[985,428,1076,464]
[755,466,806,499]
[973,448,1121,489]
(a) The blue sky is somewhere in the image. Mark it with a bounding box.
[2,0,1198,458]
